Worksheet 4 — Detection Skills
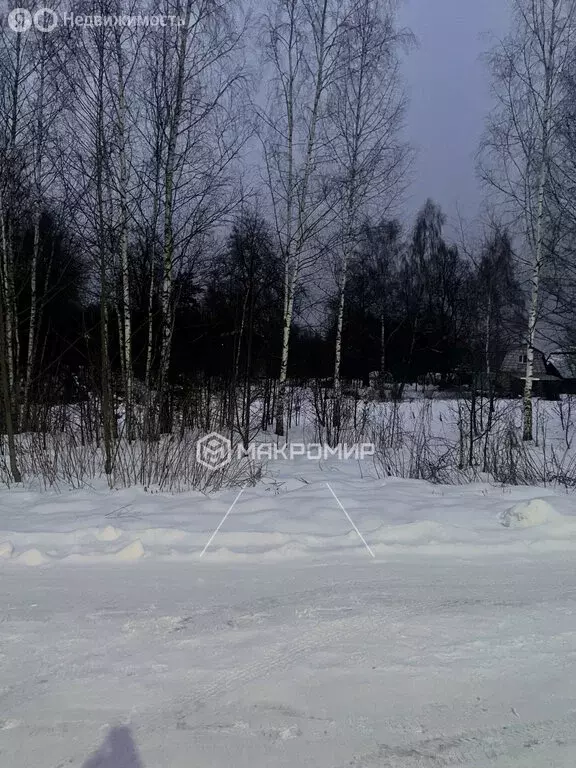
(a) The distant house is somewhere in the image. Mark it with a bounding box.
[499,345,561,399]
[546,350,576,394]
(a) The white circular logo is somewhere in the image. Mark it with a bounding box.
[33,7,58,32]
[7,8,32,32]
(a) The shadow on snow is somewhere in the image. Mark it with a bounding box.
[82,725,144,768]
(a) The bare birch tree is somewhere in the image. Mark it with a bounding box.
[260,0,343,436]
[0,186,21,483]
[326,0,410,426]
[109,14,141,442]
[62,6,120,474]
[22,24,68,429]
[0,13,67,430]
[139,0,247,435]
[481,0,576,440]
[0,20,33,414]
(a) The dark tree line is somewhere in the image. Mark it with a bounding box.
[1,197,526,412]
[328,200,525,389]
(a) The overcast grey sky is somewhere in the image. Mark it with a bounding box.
[399,0,511,236]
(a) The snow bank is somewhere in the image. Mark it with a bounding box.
[113,539,145,561]
[15,548,50,566]
[500,498,563,529]
[0,541,14,558]
[1,462,576,565]
[96,525,122,541]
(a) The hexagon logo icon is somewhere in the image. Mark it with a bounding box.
[196,432,231,471]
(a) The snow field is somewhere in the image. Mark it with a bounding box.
[2,419,576,767]
[1,458,576,566]
[2,556,576,767]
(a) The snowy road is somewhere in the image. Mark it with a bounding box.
[2,556,576,767]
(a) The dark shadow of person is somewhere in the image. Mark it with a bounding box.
[82,725,144,768]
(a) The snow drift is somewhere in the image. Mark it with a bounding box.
[500,498,564,529]
[1,461,576,565]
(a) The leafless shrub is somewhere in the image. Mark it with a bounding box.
[368,398,576,489]
[1,430,259,493]
[554,395,576,450]
[371,401,466,484]
[0,381,262,491]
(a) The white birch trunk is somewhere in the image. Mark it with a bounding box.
[276,272,297,437]
[0,208,14,393]
[94,33,114,476]
[23,40,47,430]
[274,0,332,436]
[0,247,21,483]
[144,132,163,432]
[333,253,347,430]
[158,3,193,432]
[523,7,555,441]
[114,29,134,441]
[329,0,406,419]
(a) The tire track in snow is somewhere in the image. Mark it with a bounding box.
[174,600,421,712]
[169,575,527,715]
[345,710,576,767]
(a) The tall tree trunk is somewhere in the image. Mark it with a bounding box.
[4,29,23,405]
[523,112,550,441]
[0,188,21,482]
[23,39,47,431]
[115,29,133,441]
[0,267,21,483]
[23,209,41,429]
[274,0,332,436]
[379,311,387,397]
[0,206,15,394]
[484,293,492,381]
[242,277,256,450]
[95,34,113,476]
[275,271,296,437]
[158,3,193,433]
[333,253,348,431]
[144,141,162,439]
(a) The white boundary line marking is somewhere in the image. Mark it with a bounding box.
[326,482,375,558]
[200,485,246,557]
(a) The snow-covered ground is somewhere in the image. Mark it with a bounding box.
[2,457,576,766]
[2,459,576,564]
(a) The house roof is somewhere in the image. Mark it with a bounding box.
[547,351,576,380]
[501,347,553,378]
